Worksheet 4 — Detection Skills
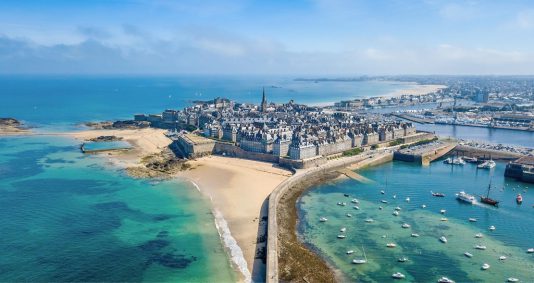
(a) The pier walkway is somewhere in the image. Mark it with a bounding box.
[337,168,374,184]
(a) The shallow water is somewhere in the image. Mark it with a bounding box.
[298,160,534,283]
[0,136,236,282]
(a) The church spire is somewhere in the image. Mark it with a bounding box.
[261,87,267,112]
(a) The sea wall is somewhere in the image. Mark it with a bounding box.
[266,151,393,283]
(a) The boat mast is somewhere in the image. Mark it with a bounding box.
[362,245,367,261]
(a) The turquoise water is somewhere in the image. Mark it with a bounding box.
[0,136,236,282]
[298,161,534,282]
[82,141,132,151]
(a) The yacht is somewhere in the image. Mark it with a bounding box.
[337,235,346,239]
[402,223,411,229]
[527,248,534,253]
[386,243,397,248]
[469,218,477,222]
[393,211,399,216]
[463,156,478,163]
[411,233,420,237]
[489,225,496,231]
[475,233,483,238]
[456,191,476,204]
[438,277,455,283]
[352,246,367,264]
[481,263,490,270]
[319,217,328,222]
[439,236,447,243]
[392,272,405,279]
[475,245,487,250]
[464,252,473,258]
[477,160,496,169]
[507,278,519,282]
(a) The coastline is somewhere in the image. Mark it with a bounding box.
[384,83,447,98]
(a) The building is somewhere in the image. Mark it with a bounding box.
[505,156,534,183]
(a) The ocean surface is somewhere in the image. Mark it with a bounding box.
[298,160,534,283]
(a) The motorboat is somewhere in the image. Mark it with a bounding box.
[346,213,352,218]
[499,256,507,260]
[398,257,408,262]
[405,197,410,202]
[365,218,374,223]
[381,235,387,238]
[475,245,487,250]
[507,278,519,282]
[381,190,385,194]
[353,206,360,210]
[393,211,399,216]
[440,218,448,221]
[340,227,346,232]
[489,225,496,231]
[381,200,388,204]
[475,233,483,238]
[444,157,465,165]
[456,191,476,204]
[393,194,397,199]
[463,156,478,163]
[337,202,347,206]
[402,223,411,229]
[411,233,420,237]
[464,252,473,258]
[527,248,534,253]
[421,204,427,208]
[477,160,496,169]
[516,194,523,204]
[319,217,328,222]
[395,206,402,211]
[351,198,359,204]
[379,206,383,210]
[337,235,346,239]
[469,218,477,222]
[392,272,405,279]
[438,277,455,283]
[344,193,350,197]
[440,209,446,214]
[432,191,446,197]
[481,263,490,270]
[346,250,354,254]
[386,243,397,248]
[439,236,447,243]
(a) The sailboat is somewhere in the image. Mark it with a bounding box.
[352,245,368,264]
[480,180,499,206]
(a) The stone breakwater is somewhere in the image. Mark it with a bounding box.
[266,151,393,283]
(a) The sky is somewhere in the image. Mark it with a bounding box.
[1,0,534,75]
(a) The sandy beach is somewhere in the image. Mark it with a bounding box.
[177,156,291,282]
[387,83,447,97]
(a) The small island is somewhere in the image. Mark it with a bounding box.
[0,118,30,135]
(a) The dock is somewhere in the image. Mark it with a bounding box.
[337,168,374,183]
[394,141,457,165]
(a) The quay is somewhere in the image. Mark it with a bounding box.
[336,168,373,183]
[393,140,456,165]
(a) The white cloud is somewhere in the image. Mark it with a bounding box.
[515,9,534,29]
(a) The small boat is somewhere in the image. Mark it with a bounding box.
[489,225,496,231]
[499,256,507,260]
[379,206,383,210]
[439,236,447,243]
[392,272,405,279]
[398,257,408,262]
[456,191,476,204]
[475,245,487,250]
[432,191,446,197]
[464,252,473,258]
[440,209,446,214]
[481,263,490,270]
[353,205,360,210]
[516,194,523,204]
[477,160,496,169]
[395,206,402,211]
[440,218,448,221]
[319,217,328,222]
[405,197,410,202]
[438,277,455,283]
[386,243,396,248]
[393,194,397,199]
[480,181,499,206]
[340,227,346,232]
[344,193,350,197]
[507,278,519,282]
[475,233,483,238]
[402,223,411,229]
[421,204,427,208]
[463,156,478,163]
[469,218,477,222]
[346,250,354,254]
[381,200,388,204]
[411,233,420,237]
[337,202,347,206]
[351,198,359,204]
[393,211,399,216]
[346,213,352,217]
[352,245,367,264]
[381,190,385,194]
[337,235,346,239]
[381,235,387,238]
[365,218,374,223]
[527,248,534,253]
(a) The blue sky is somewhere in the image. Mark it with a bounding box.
[1,0,534,75]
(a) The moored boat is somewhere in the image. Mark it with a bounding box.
[365,218,374,223]
[402,223,411,228]
[475,245,487,250]
[477,160,496,169]
[527,248,534,253]
[475,233,483,238]
[337,235,346,239]
[411,233,420,237]
[398,257,408,262]
[464,252,473,258]
[392,272,405,279]
[469,218,477,222]
[432,191,446,197]
[346,250,354,254]
[439,236,447,243]
[351,198,359,204]
[319,217,328,222]
[438,277,455,283]
[393,210,399,216]
[507,278,519,282]
[340,227,346,232]
[489,225,496,231]
[481,263,490,270]
[386,243,396,248]
[516,194,523,204]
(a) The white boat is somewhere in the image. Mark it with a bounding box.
[381,190,385,194]
[395,206,402,211]
[456,191,476,204]
[411,233,420,237]
[393,211,399,216]
[386,243,396,248]
[352,245,367,264]
[464,252,473,258]
[337,202,347,206]
[528,248,534,253]
[392,272,405,279]
[353,205,360,210]
[499,256,507,260]
[440,209,446,214]
[440,218,448,221]
[351,198,359,204]
[489,225,496,231]
[439,236,447,243]
[469,218,477,222]
[381,200,388,204]
[475,245,487,250]
[398,257,408,262]
[340,227,346,232]
[379,206,383,210]
[365,218,374,223]
[346,213,352,217]
[337,235,346,239]
[346,250,354,254]
[481,263,490,270]
[402,223,411,228]
[477,160,496,169]
[393,194,397,199]
[475,233,483,238]
[405,197,410,202]
[507,278,519,282]
[421,204,427,208]
[319,217,328,222]
[438,277,455,283]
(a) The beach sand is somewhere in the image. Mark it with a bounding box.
[387,84,447,97]
[68,128,172,168]
[178,156,291,282]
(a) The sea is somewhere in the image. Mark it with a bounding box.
[298,160,534,283]
[1,75,532,282]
